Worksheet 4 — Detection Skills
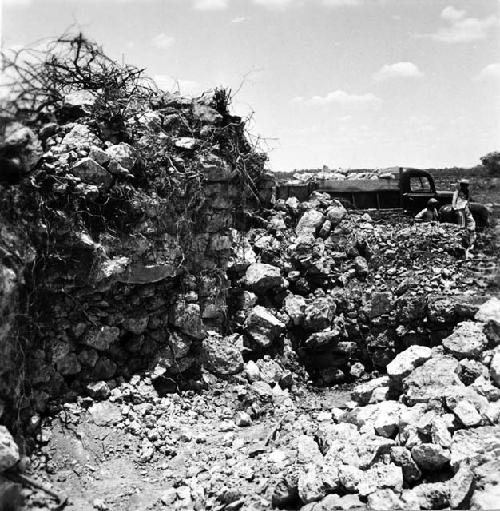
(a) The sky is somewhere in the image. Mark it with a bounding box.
[1,0,499,172]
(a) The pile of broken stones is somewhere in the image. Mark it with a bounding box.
[226,191,495,386]
[277,296,500,510]
[9,296,500,510]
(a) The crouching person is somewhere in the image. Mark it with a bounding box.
[415,198,440,222]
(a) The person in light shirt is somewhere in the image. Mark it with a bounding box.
[452,179,476,258]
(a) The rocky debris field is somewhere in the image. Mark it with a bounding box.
[0,297,498,510]
[225,191,499,385]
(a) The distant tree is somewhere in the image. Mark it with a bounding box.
[480,151,500,175]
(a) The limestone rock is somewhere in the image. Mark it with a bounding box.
[283,294,306,326]
[472,375,500,401]
[243,263,283,294]
[298,463,327,504]
[386,345,432,383]
[105,143,136,175]
[430,416,452,448]
[56,352,81,376]
[83,326,120,351]
[354,256,368,279]
[116,262,178,284]
[370,292,394,318]
[390,446,422,484]
[202,332,244,377]
[0,426,19,472]
[475,296,500,325]
[2,126,42,171]
[88,402,122,426]
[470,456,500,510]
[450,426,500,470]
[320,423,394,469]
[443,321,488,360]
[244,305,285,348]
[86,381,111,400]
[296,210,324,237]
[367,489,405,510]
[62,124,100,149]
[358,462,403,497]
[171,302,206,340]
[351,376,390,406]
[344,400,405,438]
[411,443,450,471]
[325,202,347,226]
[402,482,450,510]
[457,358,487,385]
[303,297,336,332]
[453,399,482,427]
[301,493,362,511]
[402,355,463,405]
[449,462,474,509]
[292,435,323,464]
[71,157,113,187]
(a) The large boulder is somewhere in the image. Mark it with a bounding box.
[202,332,244,377]
[450,426,500,470]
[411,443,450,471]
[296,210,325,237]
[0,426,19,472]
[243,263,283,294]
[303,297,336,332]
[244,306,285,349]
[351,376,391,406]
[402,355,463,405]
[105,143,136,175]
[319,423,394,469]
[386,345,432,384]
[343,401,406,439]
[325,202,347,226]
[171,301,206,340]
[442,321,488,360]
[357,463,403,498]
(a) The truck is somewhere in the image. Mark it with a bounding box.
[275,167,490,228]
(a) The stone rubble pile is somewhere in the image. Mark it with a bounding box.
[269,296,500,510]
[22,297,500,510]
[220,191,494,385]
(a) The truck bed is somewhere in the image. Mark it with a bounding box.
[316,178,399,193]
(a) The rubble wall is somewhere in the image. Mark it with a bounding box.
[0,87,267,428]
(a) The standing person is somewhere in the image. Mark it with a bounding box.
[415,198,440,222]
[452,179,476,258]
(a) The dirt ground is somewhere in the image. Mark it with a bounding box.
[19,381,352,511]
